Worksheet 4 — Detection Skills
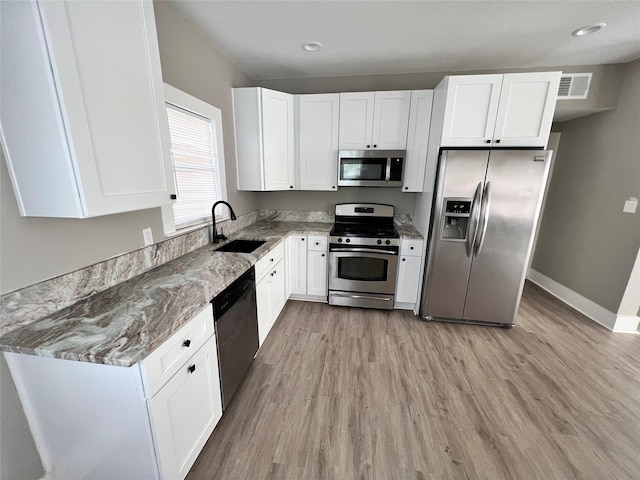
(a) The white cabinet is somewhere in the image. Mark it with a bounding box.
[286,235,308,296]
[339,91,411,150]
[4,304,222,480]
[287,235,328,301]
[233,87,295,191]
[147,335,222,480]
[297,94,339,191]
[0,0,174,218]
[403,90,434,192]
[439,72,561,148]
[255,242,287,345]
[395,239,425,309]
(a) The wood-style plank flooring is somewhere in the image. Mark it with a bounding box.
[187,282,640,479]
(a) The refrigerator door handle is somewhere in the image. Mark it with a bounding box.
[474,182,492,256]
[466,182,484,257]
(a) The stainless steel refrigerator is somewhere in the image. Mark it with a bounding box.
[420,149,551,327]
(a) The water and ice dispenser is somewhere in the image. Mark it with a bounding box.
[441,199,471,241]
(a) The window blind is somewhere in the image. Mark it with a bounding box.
[166,105,223,229]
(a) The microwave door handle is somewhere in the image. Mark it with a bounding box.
[385,159,391,182]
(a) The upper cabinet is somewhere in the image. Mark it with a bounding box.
[296,94,339,191]
[233,87,295,191]
[439,72,561,148]
[338,91,411,150]
[1,0,175,218]
[403,90,433,192]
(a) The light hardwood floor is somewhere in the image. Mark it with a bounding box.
[187,282,640,479]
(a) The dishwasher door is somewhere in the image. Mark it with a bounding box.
[213,268,258,410]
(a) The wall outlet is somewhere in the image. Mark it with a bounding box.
[142,228,154,246]
[623,197,638,214]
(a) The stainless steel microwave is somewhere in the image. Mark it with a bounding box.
[338,150,405,187]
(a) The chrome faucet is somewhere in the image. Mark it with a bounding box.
[211,201,237,243]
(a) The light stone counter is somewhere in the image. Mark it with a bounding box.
[0,221,332,367]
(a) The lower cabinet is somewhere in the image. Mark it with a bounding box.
[255,241,287,345]
[4,304,222,480]
[287,234,328,301]
[395,239,425,310]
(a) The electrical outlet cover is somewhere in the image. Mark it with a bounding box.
[142,228,154,246]
[623,197,638,214]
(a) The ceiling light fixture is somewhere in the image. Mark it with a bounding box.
[302,41,323,52]
[572,23,606,37]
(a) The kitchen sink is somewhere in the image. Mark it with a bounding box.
[216,239,266,253]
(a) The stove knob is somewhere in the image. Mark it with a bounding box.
[385,240,391,245]
[377,239,382,245]
[346,238,351,243]
[337,238,343,243]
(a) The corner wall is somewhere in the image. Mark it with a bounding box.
[531,59,640,315]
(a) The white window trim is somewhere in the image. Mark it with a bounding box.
[162,83,228,236]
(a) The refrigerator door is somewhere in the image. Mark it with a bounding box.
[421,150,489,320]
[463,150,551,324]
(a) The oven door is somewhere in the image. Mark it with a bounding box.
[329,247,398,295]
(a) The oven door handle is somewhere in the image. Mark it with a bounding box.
[330,247,398,255]
[331,292,394,302]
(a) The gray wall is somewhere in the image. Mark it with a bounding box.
[532,59,640,313]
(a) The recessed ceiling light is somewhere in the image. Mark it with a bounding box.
[572,23,606,37]
[302,41,323,52]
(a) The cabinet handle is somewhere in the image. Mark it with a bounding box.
[301,238,305,241]
[373,144,377,148]
[404,187,408,190]
[322,253,325,257]
[366,144,370,148]
[270,258,274,262]
[485,140,491,144]
[332,186,336,189]
[495,139,501,144]
[170,194,177,200]
[188,364,196,374]
[402,258,406,261]
[183,339,191,348]
[315,242,319,245]
[410,246,414,250]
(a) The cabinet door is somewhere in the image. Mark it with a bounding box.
[492,72,561,147]
[148,336,222,480]
[269,259,287,324]
[338,92,375,149]
[307,251,328,298]
[298,94,339,191]
[395,255,423,304]
[287,235,308,296]
[262,89,295,190]
[403,90,433,192]
[440,75,503,147]
[2,0,174,217]
[256,276,271,345]
[371,91,411,149]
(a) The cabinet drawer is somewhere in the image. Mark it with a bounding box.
[400,238,424,257]
[256,241,285,281]
[141,304,215,398]
[308,235,328,252]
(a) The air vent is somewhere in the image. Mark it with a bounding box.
[557,73,592,100]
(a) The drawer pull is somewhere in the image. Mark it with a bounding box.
[188,364,196,374]
[183,339,191,348]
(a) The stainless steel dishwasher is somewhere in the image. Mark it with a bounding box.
[212,267,259,410]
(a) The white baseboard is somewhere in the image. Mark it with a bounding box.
[613,315,640,333]
[526,269,618,330]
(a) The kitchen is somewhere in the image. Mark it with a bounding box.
[1,1,639,479]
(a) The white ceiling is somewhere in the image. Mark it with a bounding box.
[167,1,640,81]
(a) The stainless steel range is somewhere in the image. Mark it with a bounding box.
[329,203,399,310]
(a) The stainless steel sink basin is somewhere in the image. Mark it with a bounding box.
[216,239,266,253]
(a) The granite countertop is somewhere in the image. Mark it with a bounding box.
[0,221,331,367]
[0,219,421,367]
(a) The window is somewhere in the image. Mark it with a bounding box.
[162,84,227,234]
